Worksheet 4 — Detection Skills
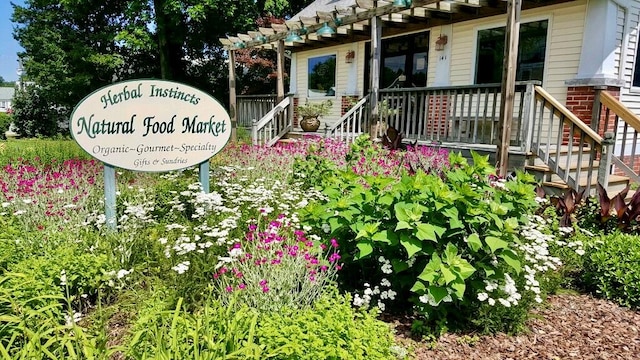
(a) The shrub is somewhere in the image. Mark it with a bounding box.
[11,86,67,138]
[300,151,562,333]
[0,112,12,140]
[582,232,640,308]
[255,290,396,360]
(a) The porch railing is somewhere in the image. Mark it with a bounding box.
[251,95,293,146]
[237,94,278,128]
[596,90,640,184]
[327,95,370,143]
[378,82,537,146]
[529,86,611,194]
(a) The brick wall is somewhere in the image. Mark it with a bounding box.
[565,86,620,138]
[293,97,299,128]
[341,96,359,115]
[427,94,450,138]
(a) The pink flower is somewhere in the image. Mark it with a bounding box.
[238,283,246,290]
[330,239,339,248]
[225,286,233,293]
[259,279,268,286]
[262,286,270,293]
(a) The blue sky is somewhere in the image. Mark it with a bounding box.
[0,0,25,82]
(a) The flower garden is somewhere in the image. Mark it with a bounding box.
[0,136,638,359]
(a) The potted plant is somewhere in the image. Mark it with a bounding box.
[297,99,332,132]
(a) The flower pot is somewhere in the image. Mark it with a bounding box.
[300,116,321,132]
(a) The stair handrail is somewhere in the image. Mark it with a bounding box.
[531,86,613,194]
[251,95,293,146]
[326,95,370,143]
[596,91,640,184]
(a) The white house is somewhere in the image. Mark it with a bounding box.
[0,87,15,113]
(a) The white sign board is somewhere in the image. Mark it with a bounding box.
[70,79,231,172]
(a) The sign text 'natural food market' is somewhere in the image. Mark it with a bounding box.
[70,79,231,172]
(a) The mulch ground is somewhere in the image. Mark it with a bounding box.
[392,293,640,360]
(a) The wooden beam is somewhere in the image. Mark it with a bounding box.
[497,0,522,175]
[277,40,285,102]
[228,50,237,143]
[371,16,381,123]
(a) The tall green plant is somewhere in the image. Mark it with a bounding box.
[301,151,544,331]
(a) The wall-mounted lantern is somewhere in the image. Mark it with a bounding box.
[345,50,355,63]
[435,34,448,51]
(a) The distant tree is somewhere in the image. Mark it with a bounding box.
[0,76,15,87]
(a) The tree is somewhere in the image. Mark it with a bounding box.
[0,76,15,87]
[11,0,313,137]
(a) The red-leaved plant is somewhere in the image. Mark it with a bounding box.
[597,183,640,231]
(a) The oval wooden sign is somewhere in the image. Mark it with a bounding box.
[70,79,231,172]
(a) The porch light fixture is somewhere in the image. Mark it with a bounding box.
[254,34,268,43]
[392,0,412,7]
[285,31,303,42]
[234,41,246,49]
[316,22,336,36]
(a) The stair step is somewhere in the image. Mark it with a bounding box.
[543,174,630,196]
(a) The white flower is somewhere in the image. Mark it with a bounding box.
[380,278,391,287]
[1,202,11,208]
[22,199,32,204]
[377,301,386,311]
[116,269,132,279]
[381,263,393,274]
[487,298,496,306]
[60,270,67,286]
[477,292,489,301]
[172,261,190,274]
[498,298,511,307]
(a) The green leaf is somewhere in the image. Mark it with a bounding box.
[355,222,380,239]
[410,281,426,293]
[395,220,413,231]
[484,236,508,253]
[499,249,522,274]
[440,264,456,285]
[371,230,393,244]
[504,217,519,232]
[418,254,442,283]
[489,201,509,216]
[442,207,464,229]
[391,259,409,273]
[443,243,458,264]
[400,235,422,258]
[428,286,449,304]
[355,240,373,260]
[454,260,476,279]
[415,223,445,242]
[466,233,482,252]
[450,279,466,299]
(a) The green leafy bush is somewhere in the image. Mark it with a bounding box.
[0,112,12,140]
[582,232,640,308]
[256,290,396,359]
[300,151,556,332]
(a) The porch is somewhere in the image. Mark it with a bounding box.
[240,82,640,197]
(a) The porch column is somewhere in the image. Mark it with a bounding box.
[277,40,285,102]
[228,49,237,143]
[497,0,522,176]
[370,16,382,131]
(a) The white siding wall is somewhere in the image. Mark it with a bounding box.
[450,0,587,104]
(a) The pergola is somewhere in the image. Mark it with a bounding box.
[219,0,544,175]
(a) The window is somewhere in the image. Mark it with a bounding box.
[632,43,640,87]
[475,20,548,84]
[382,32,429,88]
[308,55,336,97]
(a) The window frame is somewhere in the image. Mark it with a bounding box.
[307,53,337,98]
[471,16,551,85]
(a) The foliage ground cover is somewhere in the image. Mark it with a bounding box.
[0,135,638,359]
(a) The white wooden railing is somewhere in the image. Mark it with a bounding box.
[251,95,293,146]
[326,95,370,143]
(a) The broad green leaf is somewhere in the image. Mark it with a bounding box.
[355,240,373,260]
[484,236,509,254]
[415,223,445,242]
[454,260,476,279]
[392,259,409,273]
[466,233,482,252]
[499,249,522,274]
[371,230,392,244]
[504,217,519,232]
[379,194,395,206]
[355,222,380,239]
[410,281,426,293]
[488,213,504,229]
[444,243,458,264]
[428,286,449,304]
[400,235,422,258]
[418,254,442,283]
[442,207,464,229]
[450,279,466,299]
[489,201,509,216]
[440,264,456,284]
[395,220,413,231]
[328,217,343,233]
